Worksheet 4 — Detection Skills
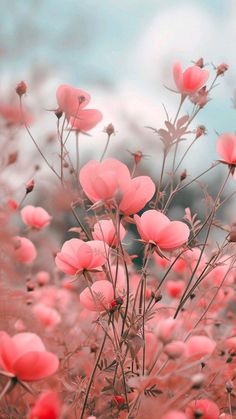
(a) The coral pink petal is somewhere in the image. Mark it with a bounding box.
[135,210,170,243]
[87,240,109,268]
[12,333,45,358]
[79,160,102,202]
[13,351,59,381]
[157,221,189,249]
[70,109,103,132]
[120,176,155,215]
[186,336,216,357]
[0,331,17,372]
[80,280,114,311]
[92,171,118,200]
[173,62,184,92]
[216,133,236,164]
[183,66,209,93]
[29,391,61,419]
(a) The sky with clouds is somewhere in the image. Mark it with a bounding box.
[1,0,236,175]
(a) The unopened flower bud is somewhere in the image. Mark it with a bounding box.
[55,109,63,119]
[151,290,162,303]
[180,169,187,181]
[105,123,115,137]
[114,395,125,405]
[78,95,86,104]
[196,125,206,139]
[133,150,143,165]
[228,222,236,242]
[191,373,205,389]
[216,63,229,77]
[16,81,27,97]
[195,58,204,68]
[25,179,35,194]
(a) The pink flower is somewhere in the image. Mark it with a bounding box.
[29,391,61,419]
[0,103,33,126]
[13,236,37,263]
[0,332,59,381]
[166,280,185,299]
[185,399,220,419]
[134,210,189,250]
[92,219,126,247]
[216,133,236,165]
[55,238,109,275]
[173,62,209,95]
[56,84,102,131]
[79,158,155,215]
[56,84,90,119]
[33,304,61,329]
[186,336,216,358]
[21,205,51,229]
[80,280,114,311]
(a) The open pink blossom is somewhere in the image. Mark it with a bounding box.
[13,236,37,263]
[185,399,220,419]
[173,62,209,95]
[80,280,114,311]
[92,219,126,247]
[0,331,59,381]
[134,210,190,250]
[79,158,155,215]
[55,238,109,275]
[56,84,102,131]
[0,103,33,126]
[33,304,61,329]
[186,336,216,358]
[21,205,51,229]
[155,318,180,344]
[216,133,236,165]
[29,391,61,419]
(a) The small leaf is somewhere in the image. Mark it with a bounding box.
[177,115,189,128]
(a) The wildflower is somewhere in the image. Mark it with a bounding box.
[13,236,37,263]
[185,399,220,419]
[29,391,61,419]
[0,332,59,381]
[56,84,102,131]
[55,239,109,276]
[185,335,216,358]
[79,158,155,215]
[21,205,51,229]
[134,210,189,250]
[173,62,209,95]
